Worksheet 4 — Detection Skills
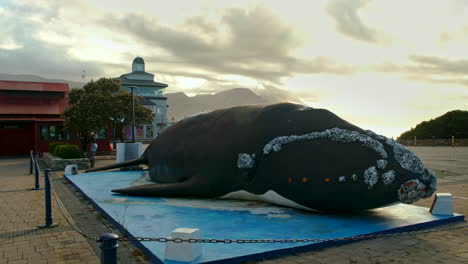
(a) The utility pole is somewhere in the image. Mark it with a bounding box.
[128,86,137,143]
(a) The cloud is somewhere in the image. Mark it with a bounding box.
[102,5,353,85]
[326,0,380,43]
[374,55,468,87]
[408,55,468,76]
[0,1,351,101]
[0,1,104,81]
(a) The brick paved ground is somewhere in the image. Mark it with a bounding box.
[1,147,467,264]
[0,158,99,264]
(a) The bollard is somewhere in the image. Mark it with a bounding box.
[33,154,40,190]
[38,169,58,228]
[165,228,202,262]
[98,233,119,264]
[29,150,33,175]
[430,193,454,215]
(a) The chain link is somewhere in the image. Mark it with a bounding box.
[50,170,106,240]
[118,222,467,243]
[36,159,103,240]
[33,157,468,245]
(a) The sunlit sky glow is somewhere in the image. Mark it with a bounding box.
[1,0,468,137]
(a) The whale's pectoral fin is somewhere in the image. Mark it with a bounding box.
[85,157,147,173]
[111,177,216,198]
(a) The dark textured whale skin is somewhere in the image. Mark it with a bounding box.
[88,103,436,212]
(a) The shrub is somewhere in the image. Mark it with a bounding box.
[49,142,67,154]
[54,144,83,159]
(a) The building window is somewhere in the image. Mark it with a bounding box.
[96,128,106,139]
[40,125,69,140]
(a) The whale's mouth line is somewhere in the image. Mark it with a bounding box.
[259,128,393,189]
[256,127,436,201]
[220,190,320,212]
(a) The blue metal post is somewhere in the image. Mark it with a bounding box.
[38,169,58,228]
[34,155,40,190]
[98,233,119,264]
[29,150,33,174]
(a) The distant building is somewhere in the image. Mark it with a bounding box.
[119,57,169,140]
[0,80,111,155]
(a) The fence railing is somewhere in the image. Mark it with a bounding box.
[398,138,468,146]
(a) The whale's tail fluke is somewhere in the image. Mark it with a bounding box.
[85,156,148,173]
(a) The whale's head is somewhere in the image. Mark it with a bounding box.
[243,127,437,212]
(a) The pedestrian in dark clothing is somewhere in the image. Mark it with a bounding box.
[80,133,90,153]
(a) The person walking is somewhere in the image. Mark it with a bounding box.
[89,133,98,168]
[80,132,90,155]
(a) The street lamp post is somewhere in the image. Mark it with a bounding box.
[109,117,125,149]
[128,86,137,143]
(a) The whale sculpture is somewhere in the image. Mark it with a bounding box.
[87,103,436,212]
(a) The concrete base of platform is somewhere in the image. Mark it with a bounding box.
[65,171,464,264]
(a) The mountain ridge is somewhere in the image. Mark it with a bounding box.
[0,73,85,88]
[166,88,271,121]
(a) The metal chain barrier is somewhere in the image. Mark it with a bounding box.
[33,157,468,244]
[118,222,468,243]
[50,170,107,240]
[35,159,102,240]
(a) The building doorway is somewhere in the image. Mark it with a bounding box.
[0,122,34,155]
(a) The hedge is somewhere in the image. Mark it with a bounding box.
[49,142,67,154]
[54,144,83,159]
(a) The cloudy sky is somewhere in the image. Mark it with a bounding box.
[1,0,468,137]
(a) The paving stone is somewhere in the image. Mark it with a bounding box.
[3,149,468,264]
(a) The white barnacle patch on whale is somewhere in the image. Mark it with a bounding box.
[377,159,388,170]
[220,190,319,212]
[263,128,387,159]
[365,130,387,141]
[386,138,396,146]
[237,153,255,169]
[339,176,346,182]
[392,142,424,174]
[397,179,428,204]
[364,166,378,189]
[382,170,396,185]
[351,174,358,181]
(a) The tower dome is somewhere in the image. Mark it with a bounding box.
[132,57,145,72]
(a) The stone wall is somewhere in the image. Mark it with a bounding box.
[43,152,89,171]
[398,138,468,146]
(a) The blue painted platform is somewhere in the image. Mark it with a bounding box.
[65,171,464,264]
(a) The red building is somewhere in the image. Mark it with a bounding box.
[0,80,110,156]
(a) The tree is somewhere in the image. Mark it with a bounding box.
[398,110,468,139]
[62,78,153,143]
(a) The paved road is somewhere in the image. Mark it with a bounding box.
[1,147,467,263]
